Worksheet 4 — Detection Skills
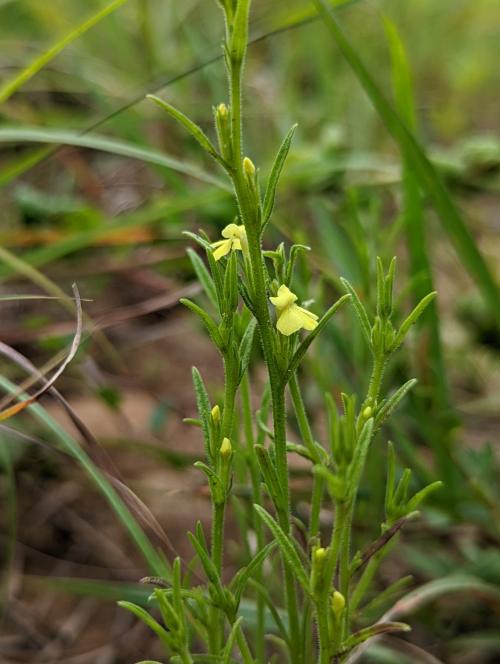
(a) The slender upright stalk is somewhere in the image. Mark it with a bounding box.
[225,16,302,661]
[241,373,266,660]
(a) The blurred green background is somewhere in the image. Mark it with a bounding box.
[0,1,499,662]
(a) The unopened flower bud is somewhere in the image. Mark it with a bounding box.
[217,103,228,119]
[362,406,372,419]
[331,590,345,619]
[314,547,327,563]
[243,156,255,178]
[220,437,232,458]
[211,404,221,424]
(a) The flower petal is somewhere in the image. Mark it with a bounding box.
[270,284,298,310]
[276,305,307,336]
[297,306,319,330]
[212,239,232,261]
[222,223,244,239]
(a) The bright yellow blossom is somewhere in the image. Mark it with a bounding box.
[270,284,319,336]
[211,223,247,261]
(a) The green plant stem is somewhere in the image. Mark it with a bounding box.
[210,356,237,654]
[211,356,237,572]
[241,373,266,661]
[226,10,302,661]
[289,372,325,543]
[309,474,325,541]
[211,502,225,576]
[316,593,331,664]
[339,502,354,638]
[350,541,393,613]
[366,353,386,406]
[236,627,255,664]
[230,60,243,174]
[318,499,350,661]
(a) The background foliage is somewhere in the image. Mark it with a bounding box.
[0,0,499,662]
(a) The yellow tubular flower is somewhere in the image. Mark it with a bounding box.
[211,223,247,261]
[270,284,319,336]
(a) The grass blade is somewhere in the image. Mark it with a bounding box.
[0,0,130,105]
[385,17,451,409]
[0,376,167,576]
[313,0,500,322]
[0,128,229,190]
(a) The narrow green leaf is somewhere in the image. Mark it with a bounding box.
[153,589,179,631]
[254,445,285,510]
[186,249,218,310]
[375,379,417,429]
[385,442,396,512]
[238,318,257,383]
[222,617,244,664]
[118,601,173,650]
[230,542,277,606]
[287,294,351,377]
[406,481,443,513]
[392,292,437,350]
[171,558,184,619]
[253,505,311,595]
[341,621,410,653]
[183,231,214,252]
[313,0,500,322]
[147,94,227,168]
[347,418,374,500]
[191,367,213,461]
[340,278,372,347]
[181,299,224,350]
[262,124,297,227]
[187,532,220,587]
[393,469,412,507]
[0,127,229,190]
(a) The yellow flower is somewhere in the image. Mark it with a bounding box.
[211,223,247,261]
[270,284,319,336]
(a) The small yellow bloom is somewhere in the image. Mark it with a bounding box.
[211,223,247,261]
[270,284,319,336]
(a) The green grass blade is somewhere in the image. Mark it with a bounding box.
[0,189,227,282]
[26,575,151,605]
[385,17,451,409]
[0,0,130,105]
[0,127,230,190]
[313,0,500,322]
[0,376,167,576]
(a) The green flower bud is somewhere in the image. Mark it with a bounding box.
[220,437,232,457]
[362,406,373,419]
[331,590,345,619]
[211,404,221,424]
[243,156,256,178]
